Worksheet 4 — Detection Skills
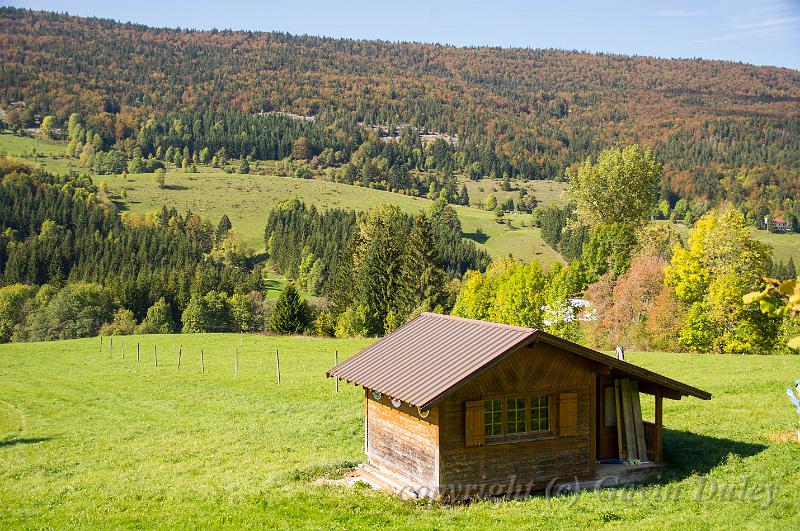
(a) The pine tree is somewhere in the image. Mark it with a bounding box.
[459,184,470,206]
[395,212,447,323]
[270,283,308,334]
[216,214,232,244]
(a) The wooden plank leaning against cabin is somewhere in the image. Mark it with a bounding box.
[620,379,638,460]
[629,380,648,460]
[615,379,626,459]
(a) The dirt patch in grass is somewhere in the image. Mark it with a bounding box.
[768,429,800,443]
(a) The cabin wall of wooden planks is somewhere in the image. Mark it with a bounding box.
[438,341,595,494]
[365,391,439,490]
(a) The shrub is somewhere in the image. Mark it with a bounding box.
[153,168,166,188]
[25,283,114,341]
[334,304,373,338]
[138,298,175,334]
[0,284,37,343]
[181,291,233,333]
[100,309,137,336]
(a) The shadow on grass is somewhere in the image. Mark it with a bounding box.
[661,429,767,478]
[163,184,189,191]
[264,279,286,295]
[110,200,129,212]
[0,437,51,448]
[463,231,489,244]
[246,252,269,269]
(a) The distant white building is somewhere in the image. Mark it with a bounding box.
[765,216,789,232]
[542,298,595,326]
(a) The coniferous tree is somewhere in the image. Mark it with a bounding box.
[216,214,232,244]
[270,283,309,334]
[395,212,447,322]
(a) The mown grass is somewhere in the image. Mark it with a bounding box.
[1,335,799,528]
[458,176,567,208]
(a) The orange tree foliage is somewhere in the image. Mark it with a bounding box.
[586,255,675,350]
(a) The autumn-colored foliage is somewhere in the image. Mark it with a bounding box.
[2,7,799,202]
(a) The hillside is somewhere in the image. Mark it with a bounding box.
[4,133,799,265]
[0,133,563,264]
[1,334,799,527]
[2,7,800,205]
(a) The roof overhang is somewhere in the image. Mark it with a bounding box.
[327,313,712,409]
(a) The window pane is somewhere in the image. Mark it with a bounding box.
[484,399,502,436]
[530,395,549,432]
[506,397,526,434]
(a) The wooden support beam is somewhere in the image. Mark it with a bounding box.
[620,379,637,460]
[614,379,625,459]
[654,393,664,464]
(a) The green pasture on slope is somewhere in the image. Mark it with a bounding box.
[1,334,799,528]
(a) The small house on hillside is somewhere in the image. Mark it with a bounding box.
[765,216,789,232]
[327,313,711,499]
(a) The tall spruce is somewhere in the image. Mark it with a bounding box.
[395,212,447,322]
[270,283,308,334]
[354,205,409,336]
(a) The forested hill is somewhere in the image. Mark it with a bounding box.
[2,7,800,189]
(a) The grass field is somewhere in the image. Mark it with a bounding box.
[1,334,799,528]
[458,177,568,208]
[0,133,562,265]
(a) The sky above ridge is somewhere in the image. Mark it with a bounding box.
[7,0,800,69]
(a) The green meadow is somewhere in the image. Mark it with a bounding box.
[0,133,562,265]
[1,334,799,528]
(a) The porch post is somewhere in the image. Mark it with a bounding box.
[654,393,663,464]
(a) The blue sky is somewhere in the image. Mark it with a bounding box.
[7,0,800,69]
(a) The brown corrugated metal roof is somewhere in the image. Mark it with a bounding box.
[327,312,711,408]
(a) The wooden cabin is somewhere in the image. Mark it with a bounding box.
[328,313,711,499]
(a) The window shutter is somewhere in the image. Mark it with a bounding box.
[465,400,485,447]
[558,392,578,436]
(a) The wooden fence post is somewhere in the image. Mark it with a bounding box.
[235,348,238,379]
[110,337,113,357]
[276,350,281,384]
[137,342,140,362]
[100,335,103,353]
[201,349,205,373]
[177,346,182,369]
[335,351,339,393]
[154,345,158,367]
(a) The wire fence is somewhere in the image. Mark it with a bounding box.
[98,335,344,391]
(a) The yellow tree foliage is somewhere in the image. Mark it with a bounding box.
[567,144,661,227]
